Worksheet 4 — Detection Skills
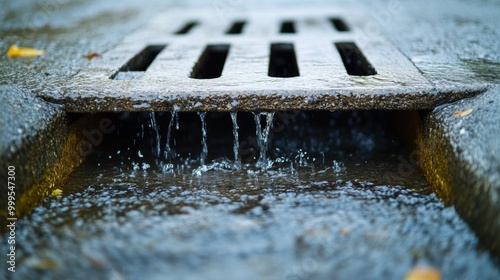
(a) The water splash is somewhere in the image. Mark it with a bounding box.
[230,112,241,169]
[198,112,208,165]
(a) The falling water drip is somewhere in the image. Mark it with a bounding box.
[261,112,275,167]
[140,114,145,138]
[173,111,178,149]
[198,112,208,165]
[254,112,275,168]
[254,112,263,159]
[149,112,161,164]
[230,112,241,169]
[164,111,176,161]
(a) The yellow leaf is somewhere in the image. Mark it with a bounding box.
[51,189,63,197]
[405,266,441,280]
[84,52,101,60]
[452,108,473,117]
[6,44,45,58]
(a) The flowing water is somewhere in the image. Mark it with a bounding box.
[198,112,208,165]
[164,111,177,162]
[2,111,499,280]
[148,112,161,163]
[230,111,241,169]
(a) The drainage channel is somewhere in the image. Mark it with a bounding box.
[8,111,500,279]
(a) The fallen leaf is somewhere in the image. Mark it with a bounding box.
[51,189,63,197]
[452,108,473,117]
[405,265,441,280]
[84,52,101,60]
[26,257,59,269]
[339,228,350,236]
[6,44,45,58]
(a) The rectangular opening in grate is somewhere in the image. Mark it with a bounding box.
[112,45,166,80]
[330,18,349,32]
[190,44,230,79]
[335,42,377,76]
[268,43,300,78]
[226,21,246,34]
[280,21,296,33]
[175,21,198,34]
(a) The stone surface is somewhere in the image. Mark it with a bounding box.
[421,86,500,257]
[0,85,65,218]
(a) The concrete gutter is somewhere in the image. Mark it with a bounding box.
[419,86,500,257]
[0,85,85,218]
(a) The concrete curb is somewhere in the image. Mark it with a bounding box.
[420,86,500,257]
[0,85,85,218]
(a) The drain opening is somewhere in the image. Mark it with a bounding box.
[75,110,410,168]
[330,18,349,32]
[268,43,300,78]
[191,44,230,79]
[280,21,296,33]
[112,45,166,80]
[226,21,246,34]
[335,42,377,76]
[175,21,198,34]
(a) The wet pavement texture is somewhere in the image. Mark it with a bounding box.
[2,111,500,279]
[5,160,500,280]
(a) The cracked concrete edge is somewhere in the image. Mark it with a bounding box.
[0,85,86,218]
[419,85,500,257]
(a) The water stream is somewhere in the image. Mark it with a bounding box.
[164,111,176,161]
[230,111,241,169]
[198,112,208,165]
[148,112,161,165]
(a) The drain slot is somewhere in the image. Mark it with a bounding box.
[175,21,198,34]
[226,21,246,34]
[330,18,349,32]
[112,45,166,80]
[335,42,377,76]
[268,43,300,78]
[191,44,230,79]
[280,21,296,33]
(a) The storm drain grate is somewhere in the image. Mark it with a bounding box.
[40,8,469,112]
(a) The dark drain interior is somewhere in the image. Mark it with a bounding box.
[268,43,300,78]
[175,21,199,34]
[226,21,246,34]
[77,110,411,167]
[112,45,166,80]
[191,45,230,79]
[335,42,377,76]
[330,18,349,32]
[280,20,296,33]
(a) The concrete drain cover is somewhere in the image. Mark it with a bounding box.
[38,9,478,112]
